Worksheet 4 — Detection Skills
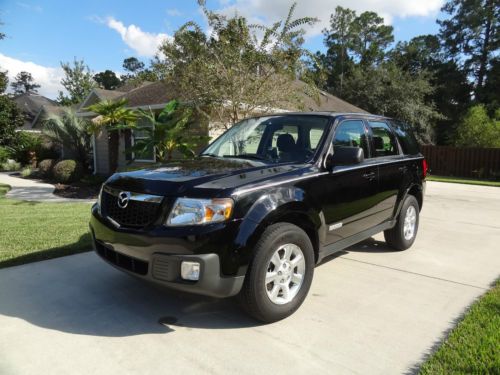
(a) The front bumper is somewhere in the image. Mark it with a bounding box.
[90,206,245,298]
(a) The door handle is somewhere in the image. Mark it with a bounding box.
[362,171,376,180]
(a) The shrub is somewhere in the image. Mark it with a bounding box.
[21,167,33,178]
[0,160,21,171]
[52,159,83,183]
[10,132,43,165]
[38,159,56,178]
[455,105,500,148]
[0,146,12,163]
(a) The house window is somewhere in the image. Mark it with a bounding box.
[132,121,155,162]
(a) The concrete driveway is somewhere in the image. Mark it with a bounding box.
[1,181,499,375]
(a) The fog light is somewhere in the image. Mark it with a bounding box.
[181,261,200,281]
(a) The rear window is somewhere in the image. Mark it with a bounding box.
[390,120,420,155]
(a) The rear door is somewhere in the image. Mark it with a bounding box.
[317,119,380,244]
[366,120,406,223]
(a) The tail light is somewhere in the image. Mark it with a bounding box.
[422,159,428,179]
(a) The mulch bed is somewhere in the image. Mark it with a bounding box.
[53,182,100,200]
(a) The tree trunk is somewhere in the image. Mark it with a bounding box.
[108,130,119,173]
[476,0,493,98]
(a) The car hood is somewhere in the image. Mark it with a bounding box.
[105,158,310,197]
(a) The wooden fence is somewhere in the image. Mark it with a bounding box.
[421,145,500,179]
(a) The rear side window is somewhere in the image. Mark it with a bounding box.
[333,120,370,158]
[368,121,399,157]
[389,120,420,155]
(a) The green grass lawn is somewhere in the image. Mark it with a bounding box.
[419,280,500,374]
[427,175,500,187]
[0,183,93,268]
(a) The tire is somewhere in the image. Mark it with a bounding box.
[238,223,315,323]
[384,195,419,251]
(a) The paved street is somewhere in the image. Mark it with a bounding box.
[0,181,499,374]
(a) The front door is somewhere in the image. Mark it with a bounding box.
[317,119,379,245]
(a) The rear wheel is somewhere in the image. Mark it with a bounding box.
[384,195,419,250]
[238,223,314,323]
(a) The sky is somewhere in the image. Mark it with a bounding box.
[0,0,444,98]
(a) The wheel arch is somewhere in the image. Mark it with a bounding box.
[233,188,323,264]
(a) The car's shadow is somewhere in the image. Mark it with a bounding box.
[0,237,390,337]
[0,252,258,337]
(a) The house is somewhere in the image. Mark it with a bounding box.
[77,80,367,175]
[13,92,60,132]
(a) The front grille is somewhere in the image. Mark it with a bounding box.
[95,240,148,275]
[101,188,163,228]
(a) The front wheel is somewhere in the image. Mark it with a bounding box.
[384,195,419,250]
[238,223,315,323]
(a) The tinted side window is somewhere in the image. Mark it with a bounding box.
[389,120,420,155]
[333,120,370,158]
[368,121,399,157]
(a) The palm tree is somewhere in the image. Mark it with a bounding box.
[86,99,138,173]
[131,100,204,162]
[43,108,92,168]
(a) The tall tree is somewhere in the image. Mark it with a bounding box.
[342,63,442,143]
[321,7,393,95]
[390,34,472,144]
[121,57,158,84]
[322,7,356,93]
[122,57,145,74]
[0,96,25,146]
[94,70,121,90]
[57,58,97,105]
[350,11,394,67]
[11,71,40,94]
[0,70,8,94]
[157,1,318,128]
[482,58,500,111]
[438,0,500,98]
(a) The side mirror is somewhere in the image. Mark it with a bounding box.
[325,146,364,171]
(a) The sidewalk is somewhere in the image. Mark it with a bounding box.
[0,172,94,203]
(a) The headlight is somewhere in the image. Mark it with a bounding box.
[166,198,233,226]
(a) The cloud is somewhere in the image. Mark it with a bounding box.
[166,8,182,17]
[106,17,170,57]
[16,2,43,12]
[0,53,63,99]
[216,0,444,37]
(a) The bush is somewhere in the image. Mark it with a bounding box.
[38,159,56,178]
[0,160,21,171]
[10,132,43,165]
[0,146,12,163]
[455,105,500,148]
[52,160,83,183]
[21,167,33,178]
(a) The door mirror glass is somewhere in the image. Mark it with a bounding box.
[325,146,364,171]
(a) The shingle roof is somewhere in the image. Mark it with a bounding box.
[13,92,57,119]
[116,81,175,107]
[78,79,367,114]
[283,80,367,113]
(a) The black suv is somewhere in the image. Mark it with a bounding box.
[90,113,427,322]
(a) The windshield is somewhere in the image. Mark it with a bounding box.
[201,115,331,164]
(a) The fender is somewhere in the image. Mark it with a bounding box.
[393,182,424,220]
[232,186,325,255]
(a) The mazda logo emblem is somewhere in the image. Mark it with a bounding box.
[117,191,131,209]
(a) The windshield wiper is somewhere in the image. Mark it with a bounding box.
[200,153,219,158]
[223,154,269,161]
